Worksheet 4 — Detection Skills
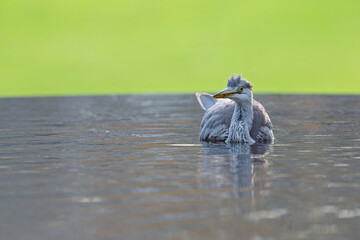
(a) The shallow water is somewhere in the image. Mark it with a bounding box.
[0,94,359,240]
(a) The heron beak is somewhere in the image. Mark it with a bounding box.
[213,88,237,99]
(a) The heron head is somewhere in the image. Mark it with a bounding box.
[213,73,253,104]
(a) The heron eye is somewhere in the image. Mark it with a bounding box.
[239,87,244,92]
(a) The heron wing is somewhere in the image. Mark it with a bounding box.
[200,99,235,142]
[251,100,274,143]
[195,92,218,110]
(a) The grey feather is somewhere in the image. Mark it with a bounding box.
[196,92,217,110]
[199,99,234,142]
[250,100,273,142]
[199,98,273,143]
[227,73,253,89]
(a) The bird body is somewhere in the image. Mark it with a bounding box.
[196,74,274,144]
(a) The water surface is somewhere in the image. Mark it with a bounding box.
[0,95,359,240]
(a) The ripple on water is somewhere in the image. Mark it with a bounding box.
[0,95,360,240]
[245,209,288,222]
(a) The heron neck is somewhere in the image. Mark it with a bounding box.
[233,102,253,130]
[226,101,254,143]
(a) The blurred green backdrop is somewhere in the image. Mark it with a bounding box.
[1,0,360,97]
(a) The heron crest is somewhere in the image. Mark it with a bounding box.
[227,73,253,89]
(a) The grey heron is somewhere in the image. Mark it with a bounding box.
[196,74,274,144]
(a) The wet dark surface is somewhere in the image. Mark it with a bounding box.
[0,94,359,240]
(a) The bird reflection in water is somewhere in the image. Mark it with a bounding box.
[198,142,272,208]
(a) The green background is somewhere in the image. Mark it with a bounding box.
[1,0,359,97]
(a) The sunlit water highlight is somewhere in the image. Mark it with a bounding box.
[0,95,359,240]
